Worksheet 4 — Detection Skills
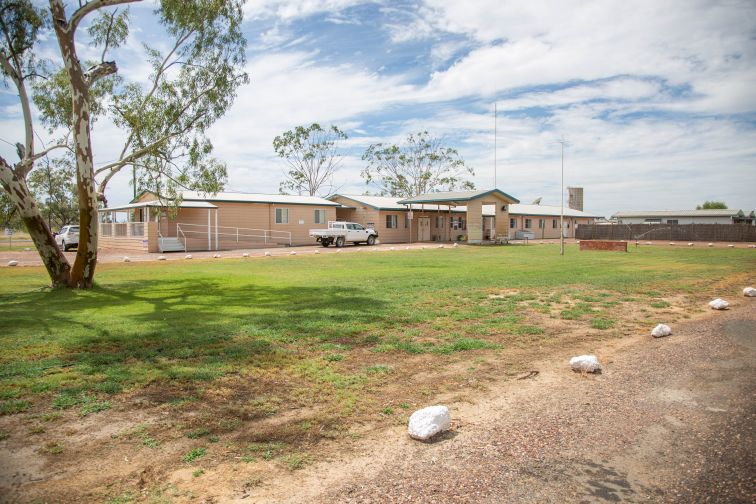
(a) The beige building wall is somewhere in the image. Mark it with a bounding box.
[509,215,594,239]
[466,200,483,243]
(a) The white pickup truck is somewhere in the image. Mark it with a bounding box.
[309,221,378,247]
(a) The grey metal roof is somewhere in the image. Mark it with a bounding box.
[397,189,520,205]
[332,194,461,211]
[612,209,750,218]
[99,200,217,212]
[180,190,339,206]
[508,204,602,218]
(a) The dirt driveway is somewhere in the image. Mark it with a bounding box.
[243,302,755,503]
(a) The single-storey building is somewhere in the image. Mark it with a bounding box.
[612,209,755,225]
[331,193,597,243]
[98,190,339,252]
[509,204,600,239]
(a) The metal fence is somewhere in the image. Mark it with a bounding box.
[576,224,756,242]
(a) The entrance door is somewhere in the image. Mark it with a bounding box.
[417,217,431,241]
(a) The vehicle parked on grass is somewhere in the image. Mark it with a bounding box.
[309,221,378,247]
[55,225,79,251]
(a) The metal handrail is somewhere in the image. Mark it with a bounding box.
[177,226,187,252]
[176,223,292,247]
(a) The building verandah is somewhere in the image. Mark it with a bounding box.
[398,189,520,244]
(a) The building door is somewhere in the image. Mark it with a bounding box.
[417,217,431,241]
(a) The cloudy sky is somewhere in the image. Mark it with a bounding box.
[2,0,756,217]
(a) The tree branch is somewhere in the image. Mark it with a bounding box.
[84,60,117,85]
[67,0,139,34]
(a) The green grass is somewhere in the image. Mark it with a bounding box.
[182,447,206,463]
[0,245,753,415]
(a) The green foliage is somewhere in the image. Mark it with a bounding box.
[182,447,206,463]
[274,123,348,196]
[590,317,615,330]
[0,399,31,415]
[0,0,47,83]
[361,131,474,197]
[696,201,727,209]
[27,156,78,230]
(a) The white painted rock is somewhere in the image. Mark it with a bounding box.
[728,244,735,248]
[242,253,249,257]
[687,243,694,247]
[123,256,130,262]
[7,260,18,267]
[708,243,714,247]
[742,287,756,297]
[185,254,193,259]
[264,251,271,256]
[569,355,602,373]
[646,241,653,245]
[290,251,297,255]
[336,249,341,253]
[408,405,451,441]
[669,242,675,246]
[405,246,410,250]
[213,254,221,258]
[453,243,459,247]
[651,324,672,338]
[314,250,320,254]
[438,244,444,249]
[24,247,31,251]
[708,298,729,310]
[390,247,395,251]
[157,255,166,261]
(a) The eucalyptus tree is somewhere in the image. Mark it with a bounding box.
[361,131,475,198]
[0,0,247,288]
[273,123,348,196]
[28,156,78,231]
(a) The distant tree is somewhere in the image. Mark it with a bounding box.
[361,131,474,198]
[0,191,20,230]
[273,123,347,196]
[696,201,728,209]
[0,0,246,288]
[28,156,78,231]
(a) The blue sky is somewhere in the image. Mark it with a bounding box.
[2,0,756,217]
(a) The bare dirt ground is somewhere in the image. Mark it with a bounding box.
[241,299,756,504]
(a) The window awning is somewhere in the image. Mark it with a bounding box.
[98,200,218,212]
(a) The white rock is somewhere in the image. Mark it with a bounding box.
[407,405,451,441]
[708,298,729,310]
[669,242,675,246]
[742,287,756,297]
[24,247,31,251]
[453,243,459,247]
[390,247,395,251]
[569,355,602,373]
[438,244,444,249]
[728,244,735,248]
[290,251,297,255]
[7,260,18,267]
[651,324,672,338]
[157,255,166,261]
[708,243,714,247]
[314,250,320,254]
[123,256,130,262]
[264,251,271,256]
[185,254,193,259]
[242,253,249,257]
[336,249,341,253]
[405,246,410,250]
[213,254,221,258]
[646,241,653,245]
[687,243,694,247]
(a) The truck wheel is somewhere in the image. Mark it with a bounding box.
[321,239,330,247]
[336,236,345,248]
[367,235,375,246]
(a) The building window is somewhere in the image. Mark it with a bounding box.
[314,209,326,224]
[510,218,515,228]
[667,219,678,225]
[436,215,444,228]
[538,219,545,229]
[552,219,557,228]
[525,218,532,229]
[275,208,288,224]
[386,214,398,229]
[644,218,661,224]
[451,216,466,230]
[367,222,375,229]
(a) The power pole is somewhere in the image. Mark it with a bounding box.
[556,138,569,256]
[494,102,497,188]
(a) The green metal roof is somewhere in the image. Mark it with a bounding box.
[397,189,520,205]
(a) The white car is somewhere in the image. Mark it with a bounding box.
[55,225,79,251]
[309,221,378,247]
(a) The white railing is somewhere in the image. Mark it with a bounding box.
[99,222,147,238]
[176,223,292,249]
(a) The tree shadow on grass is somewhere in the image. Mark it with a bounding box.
[0,279,389,395]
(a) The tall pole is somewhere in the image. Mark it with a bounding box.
[494,103,497,188]
[559,140,565,256]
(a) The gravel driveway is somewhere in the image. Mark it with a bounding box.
[249,302,754,504]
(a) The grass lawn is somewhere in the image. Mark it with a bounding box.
[0,244,753,500]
